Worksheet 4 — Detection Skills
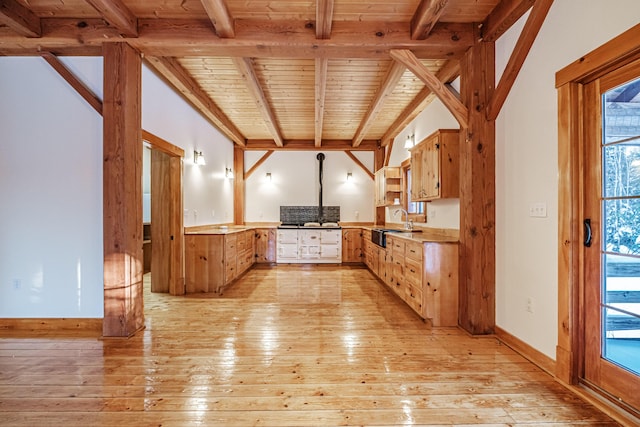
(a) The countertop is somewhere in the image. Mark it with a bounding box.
[183,223,459,243]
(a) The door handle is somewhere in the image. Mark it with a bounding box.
[584,218,592,247]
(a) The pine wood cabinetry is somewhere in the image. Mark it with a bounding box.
[342,228,363,263]
[185,230,255,294]
[255,228,277,263]
[374,166,402,206]
[410,129,459,201]
[365,232,459,326]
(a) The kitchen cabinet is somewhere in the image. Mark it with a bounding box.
[255,228,276,263]
[410,129,459,201]
[365,233,459,326]
[185,230,255,294]
[342,228,363,263]
[374,166,402,206]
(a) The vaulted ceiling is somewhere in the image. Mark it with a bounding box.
[0,0,533,151]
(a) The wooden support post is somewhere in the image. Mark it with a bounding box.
[374,144,385,225]
[458,40,496,334]
[102,42,144,337]
[234,146,245,225]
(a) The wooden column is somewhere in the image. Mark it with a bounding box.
[102,42,144,337]
[458,40,496,334]
[374,144,385,225]
[234,146,245,225]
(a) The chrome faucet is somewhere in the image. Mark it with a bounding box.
[394,208,413,230]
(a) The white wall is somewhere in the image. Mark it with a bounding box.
[494,0,640,358]
[388,98,460,229]
[0,57,104,317]
[245,150,374,223]
[142,65,235,226]
[0,58,236,318]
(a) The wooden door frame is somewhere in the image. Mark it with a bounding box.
[556,23,640,385]
[142,130,185,296]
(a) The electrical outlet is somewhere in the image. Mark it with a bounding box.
[13,279,21,290]
[526,297,533,313]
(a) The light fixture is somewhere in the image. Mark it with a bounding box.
[225,167,233,179]
[193,150,206,166]
[266,172,272,181]
[404,134,415,149]
[346,172,353,182]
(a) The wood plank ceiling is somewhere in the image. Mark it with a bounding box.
[0,0,507,150]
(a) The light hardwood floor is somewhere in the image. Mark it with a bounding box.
[0,265,618,426]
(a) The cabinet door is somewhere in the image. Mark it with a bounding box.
[256,228,276,263]
[410,147,424,200]
[422,137,440,199]
[342,229,363,263]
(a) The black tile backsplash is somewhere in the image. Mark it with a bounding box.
[280,206,340,224]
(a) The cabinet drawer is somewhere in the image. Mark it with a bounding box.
[405,257,422,285]
[390,238,405,256]
[405,241,423,262]
[404,282,423,314]
[237,233,248,252]
[225,235,237,251]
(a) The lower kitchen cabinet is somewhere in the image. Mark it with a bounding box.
[342,228,363,263]
[366,234,459,326]
[185,230,255,294]
[255,228,276,263]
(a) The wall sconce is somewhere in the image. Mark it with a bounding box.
[225,167,233,179]
[265,172,272,181]
[346,172,353,182]
[193,150,206,166]
[404,134,415,149]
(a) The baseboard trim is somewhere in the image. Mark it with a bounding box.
[495,325,556,376]
[0,318,102,333]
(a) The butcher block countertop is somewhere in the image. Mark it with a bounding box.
[363,224,459,244]
[183,223,459,243]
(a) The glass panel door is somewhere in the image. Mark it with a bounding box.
[601,76,640,375]
[584,65,640,413]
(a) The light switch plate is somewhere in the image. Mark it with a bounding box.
[529,202,547,218]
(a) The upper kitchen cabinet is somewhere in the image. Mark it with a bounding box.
[410,129,459,201]
[374,167,402,207]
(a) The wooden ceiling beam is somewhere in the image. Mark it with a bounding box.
[84,0,137,37]
[481,0,535,42]
[344,151,374,180]
[245,139,378,151]
[352,61,407,147]
[0,0,41,37]
[200,0,235,38]
[39,52,103,115]
[390,49,468,128]
[315,58,328,148]
[411,0,449,40]
[245,150,274,179]
[232,57,284,147]
[486,0,554,120]
[0,19,474,59]
[316,0,334,39]
[381,59,460,146]
[145,56,245,146]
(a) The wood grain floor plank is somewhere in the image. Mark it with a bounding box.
[0,265,618,426]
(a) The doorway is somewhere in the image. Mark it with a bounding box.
[556,25,640,418]
[142,130,185,296]
[582,63,640,410]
